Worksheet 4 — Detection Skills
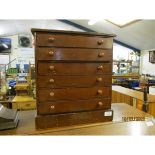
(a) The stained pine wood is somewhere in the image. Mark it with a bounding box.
[37,75,112,88]
[37,98,111,115]
[36,47,112,61]
[36,33,113,49]
[33,29,114,129]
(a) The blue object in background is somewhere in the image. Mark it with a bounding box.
[128,80,140,88]
[148,80,155,84]
[9,80,16,87]
[16,64,29,73]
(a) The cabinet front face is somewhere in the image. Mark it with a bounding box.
[37,75,112,88]
[36,47,112,61]
[33,29,114,129]
[36,33,113,49]
[37,98,111,115]
[37,62,112,75]
[38,87,111,101]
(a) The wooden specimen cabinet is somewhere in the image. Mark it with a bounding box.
[31,28,115,129]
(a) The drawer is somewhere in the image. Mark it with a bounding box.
[37,75,112,88]
[12,101,36,110]
[38,87,111,102]
[38,63,112,75]
[37,98,111,115]
[36,33,113,49]
[36,47,112,61]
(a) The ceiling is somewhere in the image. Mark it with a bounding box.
[0,19,155,51]
[69,19,155,51]
[0,20,82,36]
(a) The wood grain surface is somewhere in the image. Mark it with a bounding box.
[0,103,152,135]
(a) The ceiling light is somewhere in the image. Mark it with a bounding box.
[88,19,103,25]
[106,19,141,27]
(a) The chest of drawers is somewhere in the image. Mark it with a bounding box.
[31,28,115,129]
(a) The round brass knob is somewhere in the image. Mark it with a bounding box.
[49,51,54,56]
[98,102,103,106]
[48,37,55,42]
[97,40,104,45]
[49,79,54,83]
[50,92,54,97]
[49,66,55,70]
[97,65,103,70]
[98,52,104,57]
[97,77,103,82]
[97,90,103,95]
[50,105,55,109]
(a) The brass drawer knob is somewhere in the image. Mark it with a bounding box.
[50,92,54,96]
[97,65,103,70]
[97,90,103,95]
[50,105,55,109]
[98,102,103,106]
[49,66,55,70]
[97,40,104,45]
[97,77,103,82]
[48,37,55,42]
[49,79,54,83]
[98,52,104,57]
[49,51,54,56]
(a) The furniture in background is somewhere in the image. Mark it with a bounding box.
[15,83,30,95]
[12,95,36,110]
[32,28,115,129]
[112,86,155,116]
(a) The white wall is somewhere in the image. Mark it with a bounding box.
[0,20,83,67]
[0,55,9,64]
[140,50,155,76]
[113,43,135,61]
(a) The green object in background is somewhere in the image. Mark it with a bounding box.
[7,68,18,74]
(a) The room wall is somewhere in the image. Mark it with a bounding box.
[0,20,83,67]
[140,50,155,76]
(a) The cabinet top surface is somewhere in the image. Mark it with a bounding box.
[31,28,116,37]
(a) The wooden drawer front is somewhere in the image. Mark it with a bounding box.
[12,101,36,110]
[36,47,112,61]
[36,33,113,49]
[37,75,112,88]
[37,98,111,115]
[38,63,112,75]
[38,87,111,102]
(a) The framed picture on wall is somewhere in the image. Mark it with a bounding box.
[149,50,155,63]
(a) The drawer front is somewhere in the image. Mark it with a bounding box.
[38,87,111,102]
[36,33,113,49]
[12,102,36,110]
[36,47,112,61]
[38,63,112,75]
[37,75,112,88]
[37,98,111,115]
